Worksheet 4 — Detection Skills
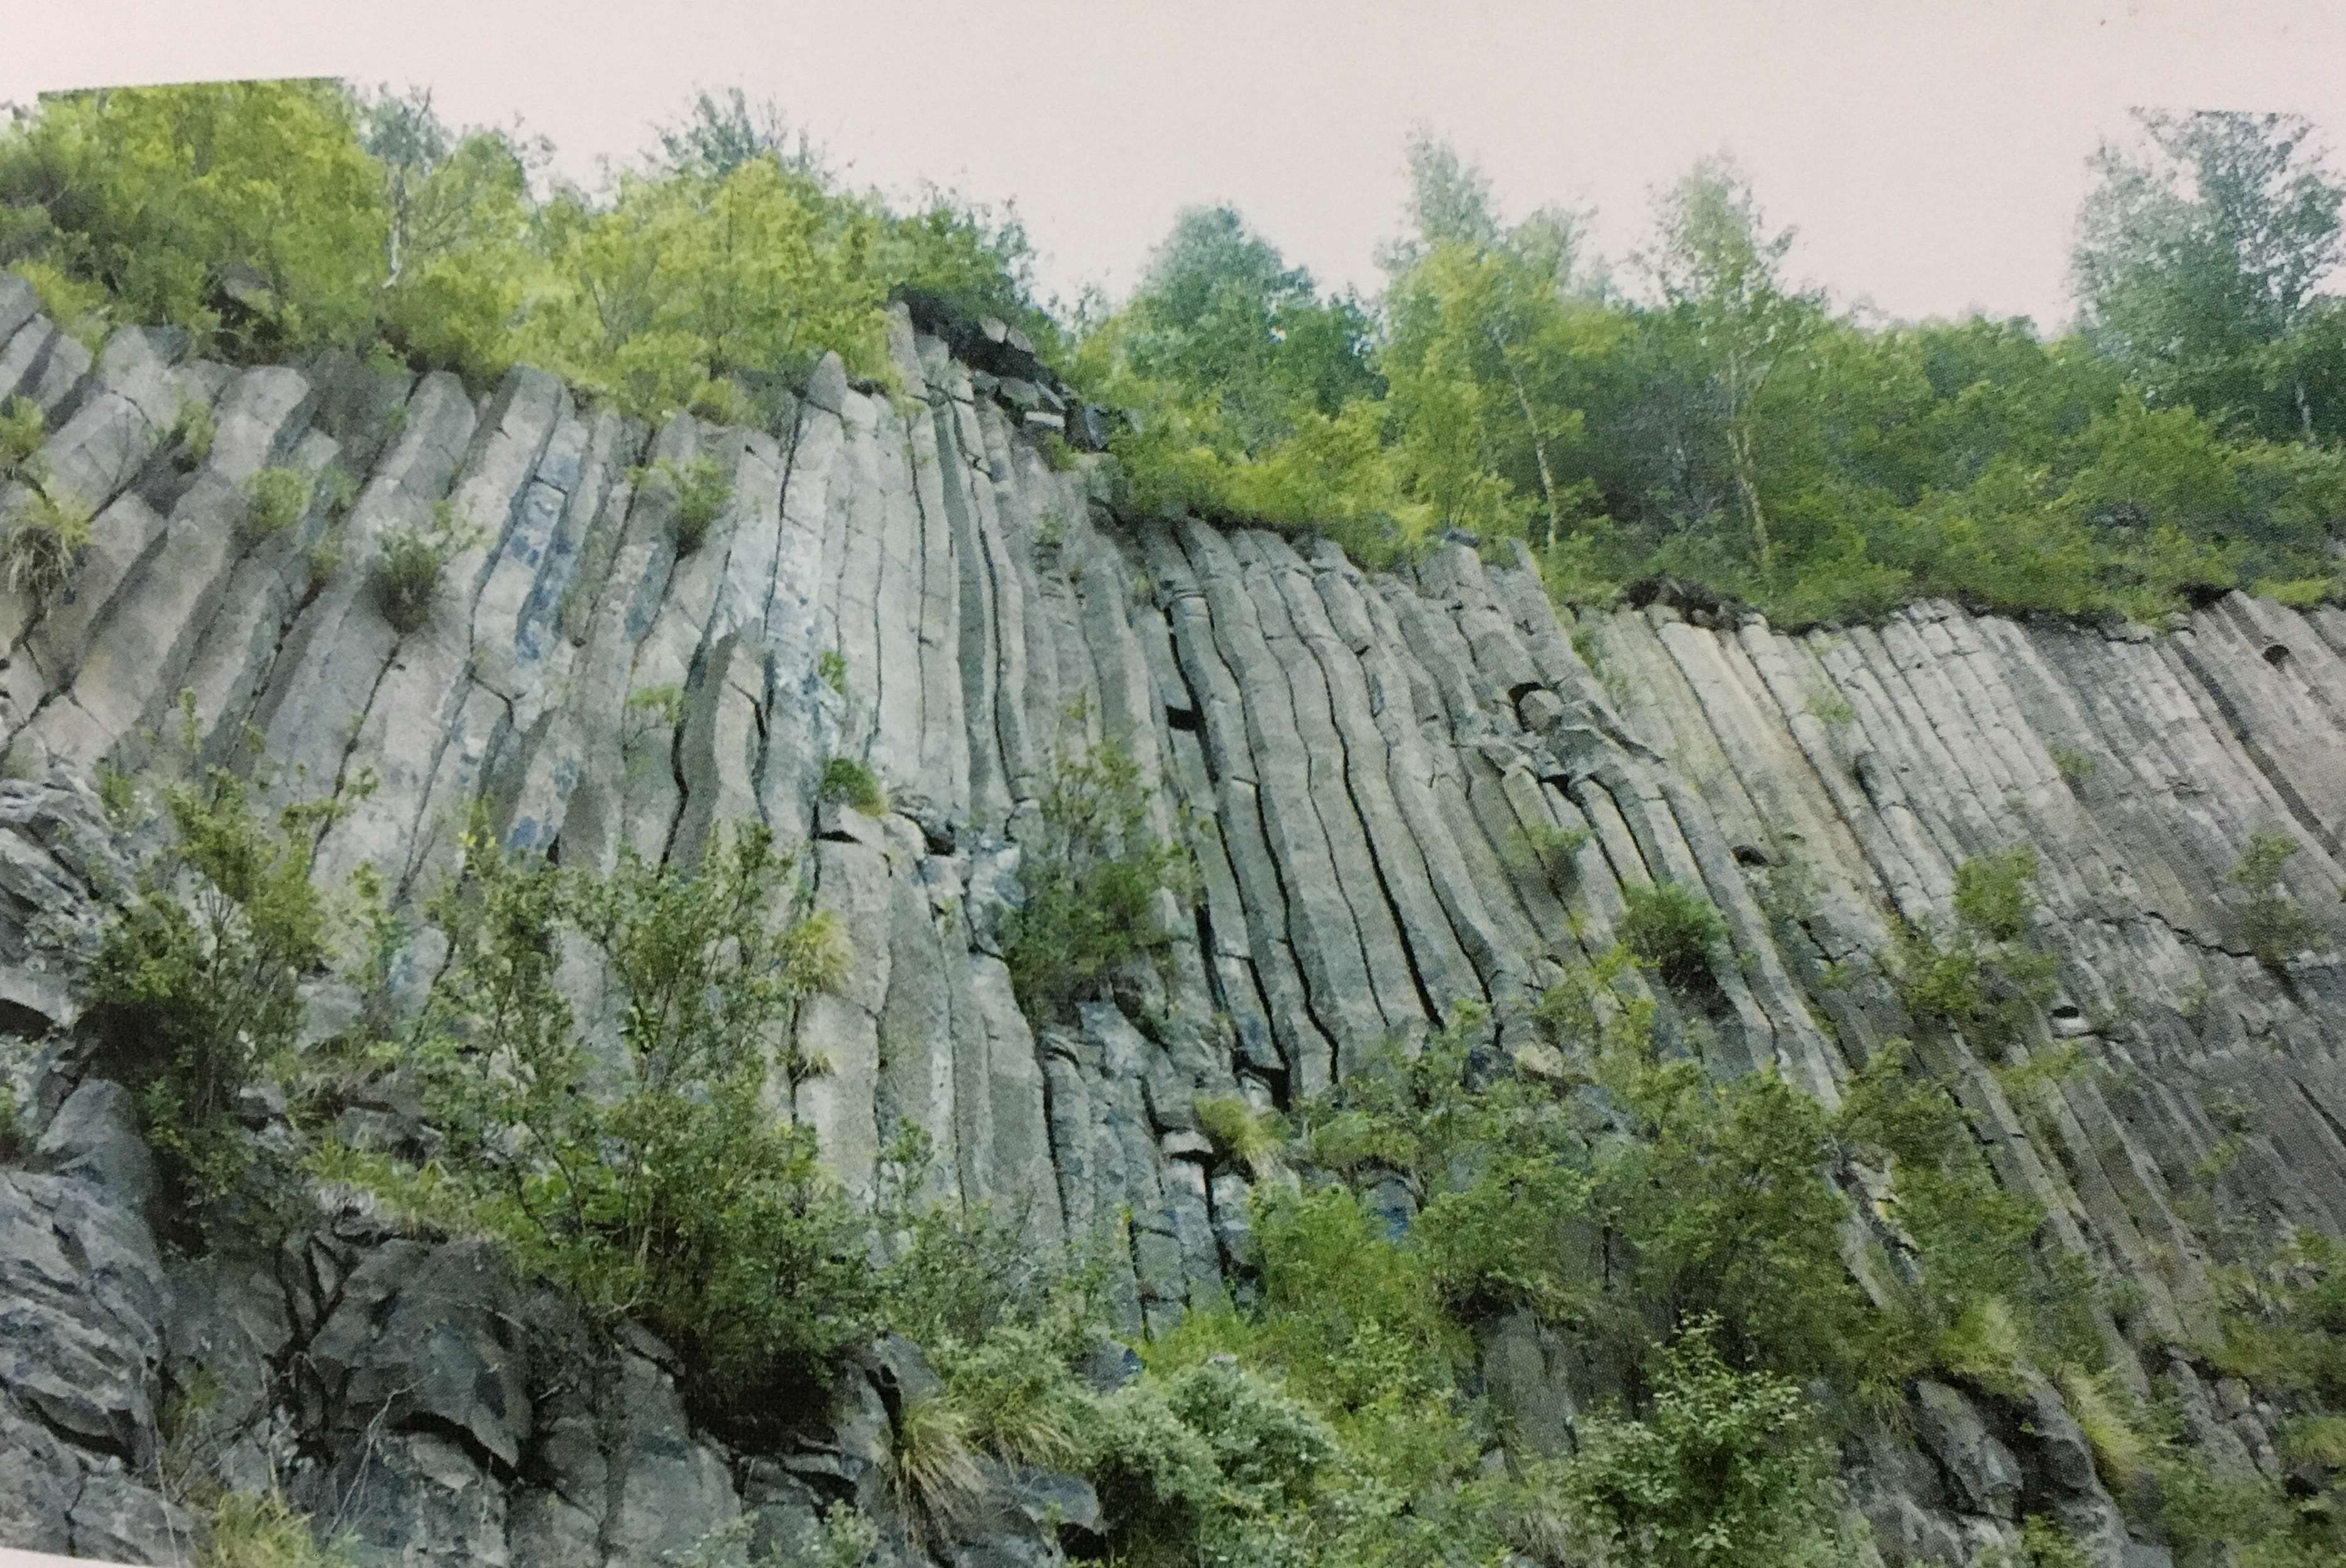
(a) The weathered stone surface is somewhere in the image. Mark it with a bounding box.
[5,283,2346,1565]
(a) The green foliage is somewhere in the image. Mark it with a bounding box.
[1538,1318,1839,1568]
[636,452,732,554]
[816,647,848,695]
[1,83,387,355]
[1893,846,2059,1056]
[2233,828,2320,966]
[1000,714,1191,1021]
[1955,843,2040,942]
[87,765,336,1215]
[170,398,217,468]
[0,394,42,479]
[329,825,872,1415]
[1617,878,1731,989]
[1193,1094,1284,1180]
[0,83,1050,419]
[200,1491,352,1568]
[1508,818,1591,894]
[371,508,469,633]
[2049,745,2097,783]
[893,1388,984,1543]
[239,466,312,540]
[1,480,91,603]
[818,755,887,815]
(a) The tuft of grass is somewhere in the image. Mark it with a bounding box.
[0,395,46,480]
[2,483,92,605]
[2049,745,2097,784]
[171,398,216,468]
[635,453,733,556]
[199,1491,351,1568]
[373,507,471,635]
[1194,1094,1285,1180]
[1807,684,1856,728]
[892,1389,984,1543]
[817,648,848,696]
[2056,1362,2149,1492]
[819,756,888,816]
[240,467,312,540]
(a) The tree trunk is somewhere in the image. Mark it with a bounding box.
[1488,324,1564,547]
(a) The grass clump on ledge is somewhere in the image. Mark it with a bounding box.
[372,503,472,633]
[635,451,733,555]
[820,755,888,816]
[1,483,92,605]
[0,395,46,478]
[240,466,312,540]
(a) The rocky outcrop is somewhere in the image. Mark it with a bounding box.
[3,271,2344,1564]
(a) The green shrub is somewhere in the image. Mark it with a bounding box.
[2234,829,2319,967]
[0,395,45,478]
[1,483,92,604]
[1539,1319,1838,1568]
[1893,847,2059,1055]
[239,467,312,540]
[1193,1094,1284,1179]
[1508,819,1591,894]
[171,398,216,468]
[816,647,848,695]
[1954,843,2040,943]
[1000,714,1192,1021]
[636,452,733,555]
[329,823,872,1418]
[819,755,888,815]
[1617,879,1730,989]
[372,508,468,633]
[87,766,336,1214]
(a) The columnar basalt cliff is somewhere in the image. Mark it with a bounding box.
[1,263,2343,1567]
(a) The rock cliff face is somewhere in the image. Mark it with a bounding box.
[1,265,2343,1565]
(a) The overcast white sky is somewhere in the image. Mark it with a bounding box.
[8,1,2346,332]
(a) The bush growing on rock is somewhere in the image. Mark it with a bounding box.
[371,507,468,633]
[327,823,873,1416]
[1,481,92,605]
[1000,715,1192,1021]
[1617,878,1731,989]
[635,451,733,554]
[87,763,339,1217]
[0,394,46,478]
[819,755,888,815]
[2234,828,2320,967]
[239,466,312,540]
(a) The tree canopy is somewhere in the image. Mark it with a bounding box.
[5,85,2346,626]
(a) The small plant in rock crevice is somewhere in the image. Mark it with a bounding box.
[1617,877,1731,990]
[2,481,92,605]
[820,755,888,816]
[634,452,733,555]
[239,466,312,540]
[2233,828,2319,968]
[170,398,216,469]
[999,705,1192,1022]
[0,395,44,479]
[373,502,474,634]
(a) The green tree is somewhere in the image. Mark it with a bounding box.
[0,81,388,353]
[1643,155,1826,571]
[2073,110,2346,439]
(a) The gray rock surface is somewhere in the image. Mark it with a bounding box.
[3,271,2344,1562]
